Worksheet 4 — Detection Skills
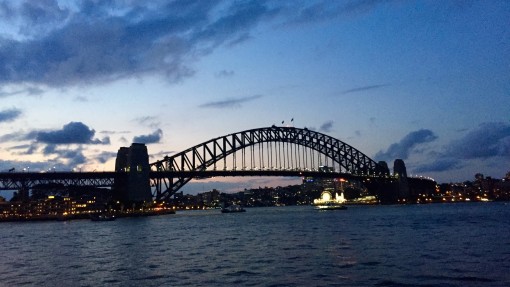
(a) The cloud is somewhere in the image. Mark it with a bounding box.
[34,122,107,145]
[289,0,393,24]
[411,122,510,174]
[414,158,462,173]
[149,150,176,160]
[319,121,334,133]
[74,96,88,102]
[135,116,160,128]
[199,94,262,109]
[0,1,399,89]
[446,122,510,159]
[0,146,86,172]
[39,144,87,166]
[95,151,117,164]
[100,130,130,135]
[0,108,22,123]
[133,129,163,144]
[0,159,50,173]
[0,86,44,98]
[0,1,276,87]
[341,84,388,95]
[7,144,38,156]
[376,129,438,161]
[215,69,235,78]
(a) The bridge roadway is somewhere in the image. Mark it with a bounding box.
[0,170,392,191]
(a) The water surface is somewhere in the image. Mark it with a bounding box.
[1,203,509,286]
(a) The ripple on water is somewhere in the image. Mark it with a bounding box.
[1,204,509,286]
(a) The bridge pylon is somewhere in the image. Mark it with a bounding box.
[113,143,152,203]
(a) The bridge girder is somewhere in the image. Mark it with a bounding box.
[150,126,389,201]
[0,172,119,191]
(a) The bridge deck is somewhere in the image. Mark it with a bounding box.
[0,170,395,190]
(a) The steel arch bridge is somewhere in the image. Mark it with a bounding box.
[150,126,389,201]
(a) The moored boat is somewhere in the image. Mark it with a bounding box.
[90,213,116,221]
[221,205,246,213]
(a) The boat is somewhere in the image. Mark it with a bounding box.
[90,213,116,221]
[221,205,246,213]
[313,190,347,211]
[315,202,347,210]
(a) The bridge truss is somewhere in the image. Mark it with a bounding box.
[0,172,118,191]
[150,126,389,201]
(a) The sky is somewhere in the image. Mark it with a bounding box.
[0,0,509,195]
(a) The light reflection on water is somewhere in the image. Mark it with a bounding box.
[1,203,509,286]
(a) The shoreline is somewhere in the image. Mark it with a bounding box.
[0,209,176,223]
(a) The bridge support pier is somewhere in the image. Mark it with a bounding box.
[113,143,152,203]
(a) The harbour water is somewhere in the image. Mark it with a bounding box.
[1,203,509,286]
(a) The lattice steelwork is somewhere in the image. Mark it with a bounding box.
[0,172,118,191]
[150,126,389,201]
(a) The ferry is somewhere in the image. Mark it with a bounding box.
[315,202,347,210]
[313,191,347,210]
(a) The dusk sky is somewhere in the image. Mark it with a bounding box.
[0,0,509,195]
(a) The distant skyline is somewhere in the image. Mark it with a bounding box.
[1,0,509,195]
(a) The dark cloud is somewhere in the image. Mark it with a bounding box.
[95,151,117,164]
[18,0,70,35]
[100,137,111,145]
[34,122,107,145]
[40,144,86,166]
[0,1,276,87]
[0,1,399,89]
[341,84,389,95]
[414,158,462,173]
[376,129,438,161]
[290,0,393,24]
[0,108,22,123]
[411,122,510,174]
[319,121,334,133]
[133,129,163,144]
[446,122,510,159]
[58,149,86,166]
[0,86,44,98]
[199,94,262,108]
[7,144,38,156]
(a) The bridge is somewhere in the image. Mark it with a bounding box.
[1,126,431,203]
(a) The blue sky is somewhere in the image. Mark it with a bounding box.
[0,0,509,194]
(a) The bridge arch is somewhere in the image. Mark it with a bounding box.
[150,126,389,200]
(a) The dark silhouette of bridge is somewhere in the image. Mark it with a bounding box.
[0,126,433,203]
